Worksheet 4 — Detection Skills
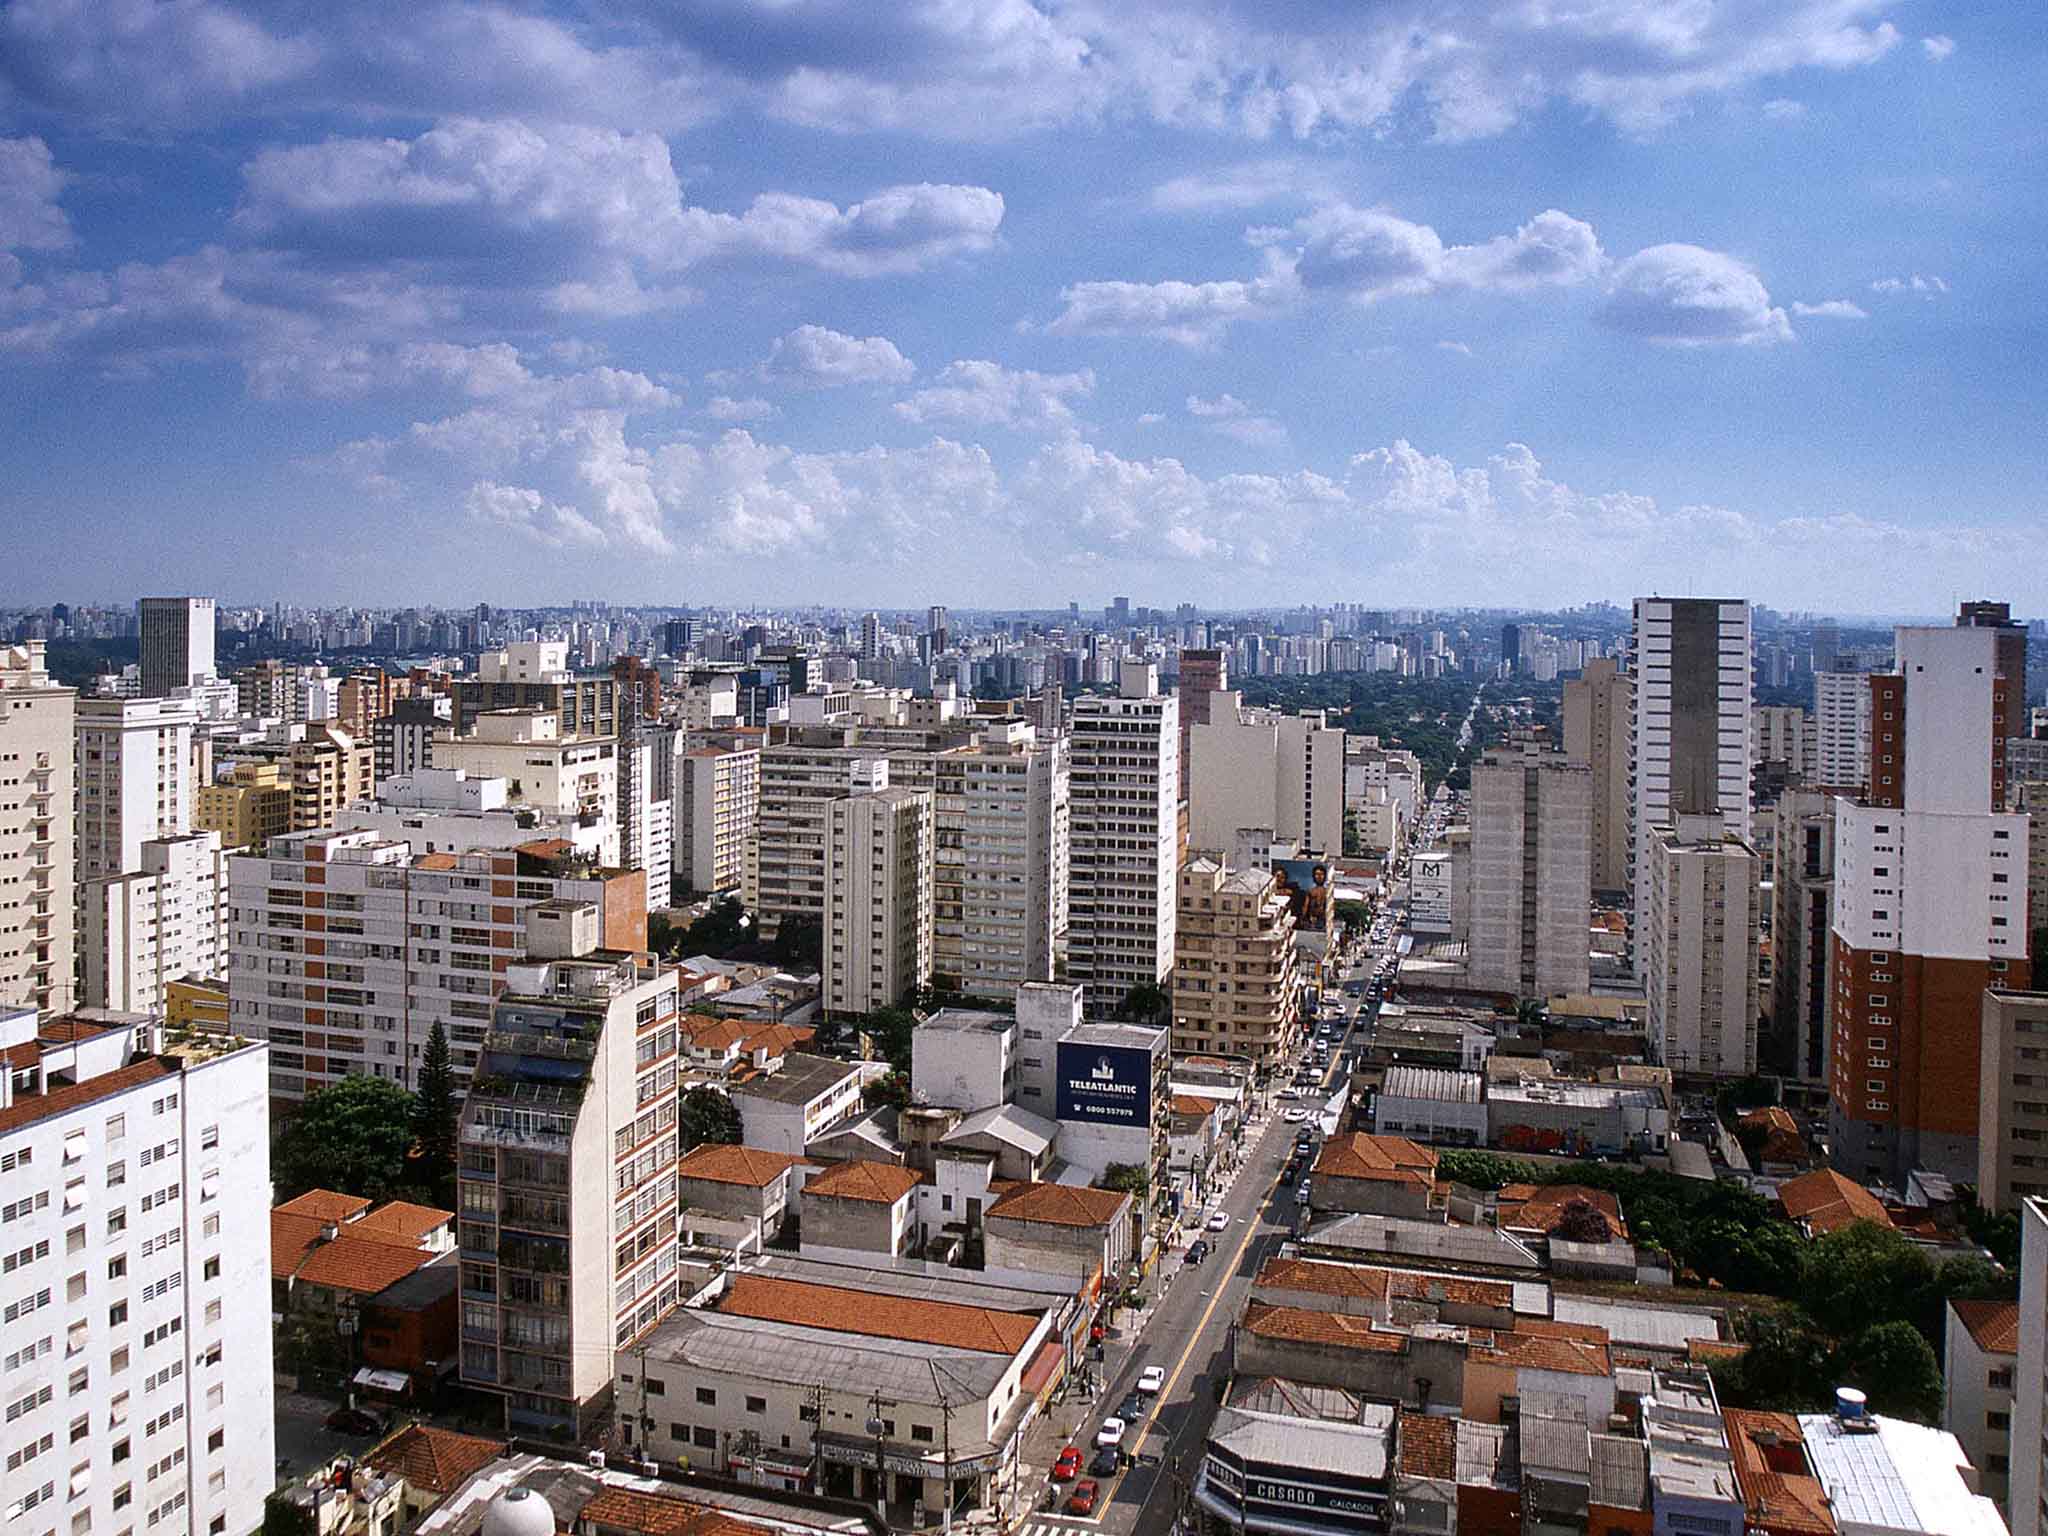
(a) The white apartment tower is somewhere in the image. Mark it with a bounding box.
[1814,669,1874,792]
[1468,739,1593,1000]
[1069,660,1179,1017]
[1628,597,1753,979]
[932,720,1069,999]
[455,905,683,1440]
[2011,1197,2048,1536]
[76,695,198,883]
[0,642,76,1014]
[81,832,229,1014]
[1645,813,1763,1076]
[0,1004,274,1536]
[1187,700,1344,857]
[674,746,759,898]
[138,596,216,699]
[755,747,889,928]
[823,785,934,1017]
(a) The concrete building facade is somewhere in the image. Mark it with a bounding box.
[1468,740,1592,1000]
[822,785,934,1018]
[81,831,228,1014]
[1644,814,1761,1077]
[2010,1197,2048,1536]
[1564,657,1632,895]
[138,595,216,698]
[1172,857,1301,1065]
[674,746,759,898]
[75,695,197,885]
[0,643,75,1013]
[1977,989,2048,1213]
[1769,789,1838,1086]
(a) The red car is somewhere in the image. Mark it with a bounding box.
[1089,1322,1105,1344]
[1067,1479,1100,1515]
[1052,1446,1083,1481]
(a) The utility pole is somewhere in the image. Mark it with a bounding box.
[803,1382,827,1495]
[866,1388,897,1526]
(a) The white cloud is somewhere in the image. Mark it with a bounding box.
[466,481,606,547]
[1438,210,1607,293]
[706,395,779,423]
[734,182,1005,277]
[895,360,1094,431]
[1921,35,1956,61]
[1146,159,1339,214]
[1599,244,1793,346]
[1046,276,1284,347]
[1437,340,1473,356]
[0,137,72,251]
[1291,206,1445,300]
[1136,412,1164,426]
[1791,299,1868,319]
[1871,273,1949,295]
[761,325,915,387]
[1185,392,1287,447]
[1761,98,1808,120]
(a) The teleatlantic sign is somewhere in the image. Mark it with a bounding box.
[1056,1042,1153,1127]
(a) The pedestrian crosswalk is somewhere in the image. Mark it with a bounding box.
[1015,1520,1100,1534]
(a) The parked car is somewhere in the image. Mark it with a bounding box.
[1052,1446,1083,1481]
[1068,1480,1101,1516]
[1089,1446,1122,1477]
[1186,1238,1210,1263]
[1296,1181,1313,1206]
[325,1407,383,1436]
[1138,1365,1167,1395]
[1096,1417,1127,1449]
[1283,1108,1308,1124]
[1118,1390,1146,1423]
[1206,1210,1229,1231]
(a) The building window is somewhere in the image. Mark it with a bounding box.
[696,1387,716,1406]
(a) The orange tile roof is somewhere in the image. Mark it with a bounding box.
[1170,1095,1218,1118]
[363,1424,506,1496]
[0,1042,42,1069]
[676,1143,807,1188]
[1471,1325,1612,1377]
[1740,1107,1810,1165]
[1723,1410,1835,1536]
[1777,1169,1892,1235]
[0,1057,176,1137]
[1256,1257,1392,1301]
[1389,1270,1516,1311]
[1953,1298,2021,1356]
[986,1181,1131,1229]
[272,1212,329,1280]
[1688,1339,1748,1364]
[579,1487,753,1536]
[803,1159,922,1204]
[1314,1132,1439,1187]
[290,1232,440,1296]
[37,1016,120,1043]
[1498,1184,1628,1239]
[717,1273,1041,1356]
[1241,1301,1409,1354]
[1399,1410,1458,1479]
[276,1188,374,1223]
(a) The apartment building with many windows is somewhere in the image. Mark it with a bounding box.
[931,720,1068,1000]
[0,643,74,1013]
[1173,857,1301,1066]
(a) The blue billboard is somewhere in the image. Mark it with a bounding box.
[1056,1042,1154,1127]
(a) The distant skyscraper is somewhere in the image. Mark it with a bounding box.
[1562,657,1631,895]
[1177,646,1228,800]
[1813,669,1873,791]
[1500,623,1522,676]
[1628,597,1753,979]
[859,610,883,662]
[138,594,216,697]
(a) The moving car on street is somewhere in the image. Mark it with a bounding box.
[1096,1417,1127,1449]
[1068,1480,1101,1516]
[1052,1446,1082,1482]
[1138,1364,1167,1395]
[1206,1210,1230,1231]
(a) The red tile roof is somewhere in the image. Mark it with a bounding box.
[350,1201,453,1244]
[291,1233,440,1296]
[1777,1169,1892,1235]
[803,1158,922,1204]
[1498,1184,1628,1239]
[716,1273,1040,1356]
[1256,1257,1390,1301]
[1723,1410,1834,1536]
[1471,1324,1612,1377]
[276,1188,374,1224]
[986,1181,1131,1229]
[1953,1298,2021,1356]
[1170,1095,1218,1118]
[0,1057,177,1137]
[1399,1410,1458,1479]
[271,1213,329,1280]
[363,1424,506,1496]
[579,1487,754,1536]
[1241,1301,1409,1354]
[676,1143,807,1188]
[1314,1132,1438,1188]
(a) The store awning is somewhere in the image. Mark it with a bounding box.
[352,1367,412,1394]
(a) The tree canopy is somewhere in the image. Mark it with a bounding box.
[408,1021,458,1208]
[679,1085,744,1151]
[1115,982,1171,1029]
[1098,1163,1149,1197]
[272,1075,423,1204]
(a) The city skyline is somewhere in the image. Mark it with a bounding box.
[3,5,2044,610]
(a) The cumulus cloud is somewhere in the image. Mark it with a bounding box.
[1761,98,1808,120]
[1791,299,1868,319]
[1921,35,1956,61]
[1871,273,1949,295]
[0,137,73,251]
[1047,276,1285,347]
[706,395,779,422]
[467,481,606,547]
[1598,244,1793,346]
[761,325,916,387]
[1437,340,1473,356]
[895,360,1094,431]
[1185,393,1287,448]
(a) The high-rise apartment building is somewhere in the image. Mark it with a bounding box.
[451,642,620,738]
[1644,813,1762,1076]
[1187,699,1344,857]
[823,785,934,1017]
[1176,647,1229,799]
[756,747,890,928]
[1468,739,1592,1000]
[138,595,216,698]
[931,720,1069,999]
[0,642,75,1013]
[1769,788,1838,1085]
[372,694,450,780]
[1959,600,2028,758]
[455,905,682,1439]
[674,745,760,898]
[75,695,197,883]
[2010,1197,2048,1536]
[1172,857,1301,1064]
[1813,668,1875,794]
[435,709,617,863]
[1751,705,1814,787]
[0,1004,274,1536]
[1829,623,2033,1185]
[1068,661,1179,1017]
[1977,990,2048,1214]
[1628,597,1752,978]
[1563,656,1632,895]
[228,830,645,1102]
[194,760,292,851]
[81,831,228,1014]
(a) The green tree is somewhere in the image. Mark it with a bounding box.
[263,1494,318,1536]
[408,1021,458,1208]
[1099,1163,1149,1197]
[1798,1221,1936,1343]
[1962,1199,2022,1269]
[1335,900,1370,930]
[1839,1321,1944,1423]
[772,912,823,970]
[1435,1150,1541,1191]
[679,1085,743,1151]
[864,1071,910,1112]
[1115,982,1171,1028]
[679,896,751,957]
[1513,998,1546,1033]
[1714,1221,1808,1297]
[1711,1311,1834,1413]
[1553,1199,1614,1244]
[272,1075,420,1203]
[863,1007,919,1075]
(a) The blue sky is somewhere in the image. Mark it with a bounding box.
[2,1,2042,614]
